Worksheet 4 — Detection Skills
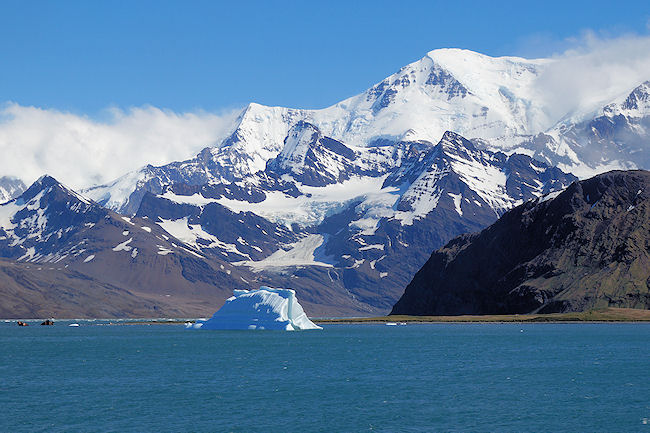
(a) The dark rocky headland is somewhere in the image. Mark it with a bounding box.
[392,170,650,316]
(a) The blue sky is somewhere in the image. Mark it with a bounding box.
[1,0,649,113]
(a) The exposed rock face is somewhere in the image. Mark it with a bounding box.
[392,170,650,315]
[129,131,575,314]
[0,175,387,318]
[0,176,26,203]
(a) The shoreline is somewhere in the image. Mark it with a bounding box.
[3,308,650,324]
[315,308,650,324]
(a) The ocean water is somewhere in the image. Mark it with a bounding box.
[1,322,649,432]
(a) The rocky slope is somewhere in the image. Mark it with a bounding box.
[131,130,575,313]
[0,176,26,203]
[0,176,385,317]
[0,176,248,318]
[391,170,650,315]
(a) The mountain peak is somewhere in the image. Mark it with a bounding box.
[19,175,61,202]
[266,121,361,186]
[17,175,94,208]
[621,80,650,112]
[275,121,322,169]
[426,48,547,66]
[437,131,477,154]
[35,174,58,186]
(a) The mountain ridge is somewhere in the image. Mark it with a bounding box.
[84,49,648,214]
[125,128,576,313]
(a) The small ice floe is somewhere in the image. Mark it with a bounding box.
[68,323,80,327]
[187,286,321,331]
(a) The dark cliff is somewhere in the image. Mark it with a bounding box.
[391,170,650,315]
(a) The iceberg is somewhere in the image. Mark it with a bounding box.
[188,286,322,331]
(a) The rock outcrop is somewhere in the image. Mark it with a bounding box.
[392,170,650,315]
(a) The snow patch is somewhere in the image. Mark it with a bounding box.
[157,245,173,255]
[237,234,333,272]
[359,244,385,251]
[160,191,216,207]
[447,192,463,216]
[157,217,250,259]
[539,190,562,203]
[112,238,133,252]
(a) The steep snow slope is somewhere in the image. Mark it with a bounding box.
[312,49,551,147]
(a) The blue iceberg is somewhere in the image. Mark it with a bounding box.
[188,286,322,331]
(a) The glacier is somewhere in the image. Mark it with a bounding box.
[188,286,322,331]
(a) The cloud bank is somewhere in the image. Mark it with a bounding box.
[536,31,650,122]
[0,104,240,189]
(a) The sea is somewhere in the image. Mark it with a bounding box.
[1,321,649,432]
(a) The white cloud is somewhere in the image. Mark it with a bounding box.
[0,104,240,189]
[535,31,650,123]
[1,31,649,192]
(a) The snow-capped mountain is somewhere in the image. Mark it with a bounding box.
[128,128,575,312]
[0,176,256,317]
[516,81,650,176]
[15,47,645,315]
[0,176,26,203]
[1,137,576,315]
[0,175,391,316]
[85,49,648,215]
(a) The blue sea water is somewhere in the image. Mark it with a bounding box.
[1,322,649,432]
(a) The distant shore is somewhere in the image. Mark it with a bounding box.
[3,308,650,324]
[315,308,650,324]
